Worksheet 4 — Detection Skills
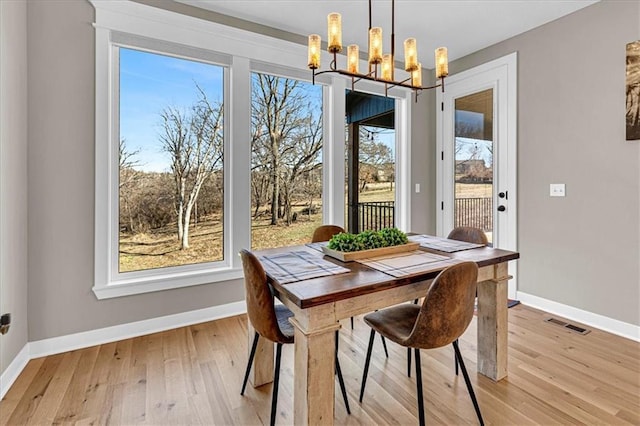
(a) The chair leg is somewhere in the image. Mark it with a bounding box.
[407,347,412,377]
[454,338,459,376]
[359,329,376,403]
[270,343,283,426]
[350,316,354,330]
[414,348,425,426]
[380,335,389,358]
[241,332,259,395]
[452,340,484,426]
[335,331,351,415]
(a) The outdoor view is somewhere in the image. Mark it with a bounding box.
[250,73,324,250]
[350,125,396,232]
[117,48,330,272]
[118,48,225,273]
[454,88,494,242]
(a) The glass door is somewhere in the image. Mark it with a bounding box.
[454,89,495,243]
[437,54,518,297]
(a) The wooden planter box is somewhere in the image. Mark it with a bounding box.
[322,242,420,262]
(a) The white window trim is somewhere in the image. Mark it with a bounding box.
[90,0,415,299]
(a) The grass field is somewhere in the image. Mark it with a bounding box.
[119,183,491,272]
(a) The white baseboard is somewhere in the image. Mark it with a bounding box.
[0,300,247,399]
[30,300,247,359]
[0,344,30,400]
[517,291,640,342]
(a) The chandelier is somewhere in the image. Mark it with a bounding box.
[307,0,448,98]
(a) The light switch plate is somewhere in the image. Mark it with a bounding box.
[415,183,420,193]
[550,183,566,197]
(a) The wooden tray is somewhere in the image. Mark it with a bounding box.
[322,242,420,262]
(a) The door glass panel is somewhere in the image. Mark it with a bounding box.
[454,89,494,243]
[344,91,395,233]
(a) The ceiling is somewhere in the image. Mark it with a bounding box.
[175,0,598,69]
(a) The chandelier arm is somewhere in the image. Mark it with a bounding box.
[312,67,442,93]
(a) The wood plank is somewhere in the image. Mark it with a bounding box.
[476,262,509,380]
[1,306,638,426]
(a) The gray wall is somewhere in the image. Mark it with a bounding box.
[448,0,640,326]
[410,89,437,235]
[0,0,29,376]
[26,0,245,342]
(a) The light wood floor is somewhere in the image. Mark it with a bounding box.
[1,304,639,425]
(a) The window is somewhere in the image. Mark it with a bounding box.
[250,72,324,250]
[91,1,412,298]
[118,48,225,273]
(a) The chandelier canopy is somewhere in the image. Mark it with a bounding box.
[307,0,449,98]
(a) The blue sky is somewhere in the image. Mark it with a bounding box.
[119,47,224,172]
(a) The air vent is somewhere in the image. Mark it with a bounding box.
[544,317,590,335]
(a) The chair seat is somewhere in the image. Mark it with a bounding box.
[274,304,295,343]
[363,304,421,347]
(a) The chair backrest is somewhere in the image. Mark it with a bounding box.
[447,226,488,245]
[311,225,345,243]
[405,261,479,349]
[239,249,292,344]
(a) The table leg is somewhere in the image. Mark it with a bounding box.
[247,321,274,387]
[291,319,340,426]
[476,262,509,381]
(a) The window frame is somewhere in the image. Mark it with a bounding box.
[91,0,413,299]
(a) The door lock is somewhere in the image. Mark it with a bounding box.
[497,205,506,212]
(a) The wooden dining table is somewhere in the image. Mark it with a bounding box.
[249,237,519,425]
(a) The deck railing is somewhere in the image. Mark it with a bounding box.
[357,201,395,232]
[357,197,493,233]
[454,197,493,232]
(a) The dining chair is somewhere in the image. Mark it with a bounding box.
[406,226,489,378]
[359,261,484,426]
[311,224,345,244]
[239,249,350,426]
[448,226,489,246]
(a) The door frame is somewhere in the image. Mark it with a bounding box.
[436,52,518,298]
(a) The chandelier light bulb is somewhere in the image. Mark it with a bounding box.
[327,13,342,53]
[347,44,360,74]
[435,47,449,78]
[368,27,383,64]
[412,64,422,87]
[381,54,393,81]
[404,38,418,72]
[308,34,321,69]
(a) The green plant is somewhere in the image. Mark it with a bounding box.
[356,230,387,249]
[327,232,365,252]
[378,227,409,247]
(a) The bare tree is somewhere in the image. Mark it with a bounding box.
[119,138,140,232]
[160,86,223,249]
[358,128,393,191]
[251,74,321,225]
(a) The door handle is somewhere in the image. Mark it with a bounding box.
[497,205,506,212]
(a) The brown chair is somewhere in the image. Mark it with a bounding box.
[406,226,489,377]
[448,226,489,246]
[359,261,484,426]
[311,224,345,243]
[239,249,350,426]
[447,226,487,375]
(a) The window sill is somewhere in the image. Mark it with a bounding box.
[92,267,244,299]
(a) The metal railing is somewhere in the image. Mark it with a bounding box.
[356,197,493,234]
[357,201,395,232]
[455,197,493,232]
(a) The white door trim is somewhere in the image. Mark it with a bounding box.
[436,52,518,297]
